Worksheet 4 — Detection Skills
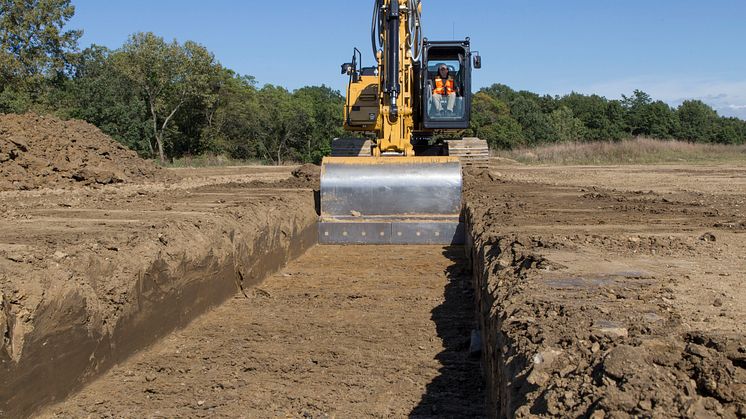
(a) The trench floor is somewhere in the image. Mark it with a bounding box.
[43,245,484,418]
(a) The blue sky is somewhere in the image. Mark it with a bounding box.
[68,0,746,119]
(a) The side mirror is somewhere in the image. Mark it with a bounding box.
[473,53,482,69]
[341,63,353,75]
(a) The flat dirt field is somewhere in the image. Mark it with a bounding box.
[2,147,745,417]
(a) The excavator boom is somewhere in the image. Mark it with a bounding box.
[319,0,483,245]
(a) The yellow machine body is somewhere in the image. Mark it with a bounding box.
[343,75,381,133]
[320,0,468,245]
[343,0,419,156]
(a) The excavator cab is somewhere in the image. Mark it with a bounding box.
[418,39,480,130]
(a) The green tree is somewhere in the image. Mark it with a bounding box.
[602,100,629,141]
[621,90,653,136]
[676,100,718,142]
[116,32,220,161]
[549,105,585,142]
[199,70,261,159]
[469,91,524,149]
[646,101,678,139]
[510,95,556,145]
[253,85,312,165]
[293,85,345,163]
[0,0,81,110]
[620,90,676,138]
[559,93,628,141]
[712,117,746,145]
[57,45,150,153]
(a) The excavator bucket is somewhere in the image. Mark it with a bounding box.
[319,156,464,245]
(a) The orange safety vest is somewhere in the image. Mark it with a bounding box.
[433,77,456,95]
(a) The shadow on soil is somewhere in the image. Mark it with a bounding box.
[410,246,486,418]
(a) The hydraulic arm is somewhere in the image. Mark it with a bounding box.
[319,0,479,245]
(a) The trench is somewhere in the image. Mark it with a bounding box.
[8,167,742,418]
[3,189,494,418]
[40,246,487,417]
[459,180,746,418]
[0,189,318,418]
[464,228,521,418]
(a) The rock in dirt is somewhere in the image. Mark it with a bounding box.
[0,113,163,191]
[699,232,716,242]
[602,345,646,380]
[527,347,563,386]
[594,321,629,338]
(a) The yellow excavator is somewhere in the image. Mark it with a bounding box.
[319,0,488,245]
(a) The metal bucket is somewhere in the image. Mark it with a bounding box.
[319,156,464,245]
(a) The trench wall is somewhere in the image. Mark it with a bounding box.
[0,195,317,418]
[464,202,746,418]
[464,212,533,418]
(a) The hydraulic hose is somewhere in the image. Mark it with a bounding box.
[386,0,400,118]
[408,0,422,62]
[372,0,423,119]
[371,0,382,58]
[374,1,422,63]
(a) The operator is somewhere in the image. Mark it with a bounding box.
[432,64,458,114]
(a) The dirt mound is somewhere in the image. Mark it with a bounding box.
[291,163,320,183]
[463,168,500,191]
[0,113,162,191]
[219,164,321,190]
[282,163,320,188]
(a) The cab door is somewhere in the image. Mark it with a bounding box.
[420,40,474,130]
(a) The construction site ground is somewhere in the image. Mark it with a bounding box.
[2,161,745,418]
[465,164,745,417]
[42,245,484,418]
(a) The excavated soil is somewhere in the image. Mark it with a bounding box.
[0,166,317,418]
[246,163,321,190]
[2,155,745,418]
[42,246,484,418]
[465,163,746,418]
[0,113,164,191]
[0,112,322,416]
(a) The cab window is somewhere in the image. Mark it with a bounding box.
[425,59,465,120]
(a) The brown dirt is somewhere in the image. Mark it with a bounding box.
[465,162,746,418]
[41,245,484,418]
[184,164,322,193]
[0,166,316,417]
[255,163,321,189]
[0,113,164,191]
[3,160,745,418]
[292,163,321,184]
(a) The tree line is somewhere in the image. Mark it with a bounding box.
[1,0,343,164]
[2,0,744,165]
[469,85,746,150]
